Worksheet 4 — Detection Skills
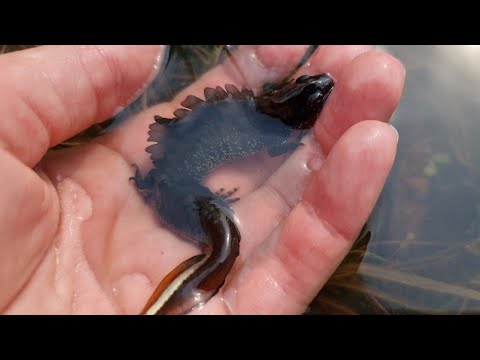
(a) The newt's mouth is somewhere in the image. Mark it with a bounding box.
[305,73,335,112]
[318,75,334,108]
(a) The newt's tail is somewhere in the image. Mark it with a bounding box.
[141,197,241,315]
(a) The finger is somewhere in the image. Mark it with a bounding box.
[315,50,405,154]
[0,45,164,167]
[232,50,405,255]
[101,45,372,171]
[0,148,60,311]
[219,121,398,314]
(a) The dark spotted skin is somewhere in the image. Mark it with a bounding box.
[133,73,334,314]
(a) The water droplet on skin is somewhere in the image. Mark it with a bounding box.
[308,156,323,172]
[72,291,78,313]
[54,246,60,266]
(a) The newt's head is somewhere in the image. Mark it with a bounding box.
[257,73,334,129]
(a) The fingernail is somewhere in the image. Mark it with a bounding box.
[388,123,399,143]
[137,45,167,97]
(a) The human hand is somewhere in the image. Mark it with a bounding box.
[0,45,404,314]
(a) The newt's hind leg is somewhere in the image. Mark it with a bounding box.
[129,164,153,199]
[129,164,145,186]
[215,187,240,204]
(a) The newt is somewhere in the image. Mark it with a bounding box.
[132,58,334,315]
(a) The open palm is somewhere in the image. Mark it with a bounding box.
[0,45,404,314]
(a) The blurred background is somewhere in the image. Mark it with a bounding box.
[3,45,479,314]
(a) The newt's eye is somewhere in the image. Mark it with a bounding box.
[296,75,311,84]
[305,83,319,93]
